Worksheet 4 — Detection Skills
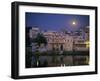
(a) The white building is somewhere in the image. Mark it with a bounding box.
[73,26,89,51]
[73,37,89,51]
[29,27,39,39]
[29,26,89,52]
[43,31,73,51]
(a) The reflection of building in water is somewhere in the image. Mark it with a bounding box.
[43,31,73,51]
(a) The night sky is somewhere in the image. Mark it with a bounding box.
[25,12,89,32]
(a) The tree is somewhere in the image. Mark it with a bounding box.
[32,33,47,67]
[32,33,47,47]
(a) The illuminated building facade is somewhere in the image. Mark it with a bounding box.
[73,26,89,51]
[29,26,89,52]
[43,31,73,51]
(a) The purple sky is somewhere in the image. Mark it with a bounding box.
[25,12,89,32]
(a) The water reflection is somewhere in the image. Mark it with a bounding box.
[26,51,89,68]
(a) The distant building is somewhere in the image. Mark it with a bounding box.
[43,31,73,51]
[29,26,89,52]
[73,26,89,51]
[29,27,39,39]
[28,27,39,52]
[26,27,32,46]
[84,26,89,41]
[73,37,89,51]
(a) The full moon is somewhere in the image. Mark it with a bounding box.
[72,21,76,25]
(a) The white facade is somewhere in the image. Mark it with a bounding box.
[73,37,89,51]
[43,31,73,51]
[29,27,39,38]
[73,27,89,51]
[29,26,89,52]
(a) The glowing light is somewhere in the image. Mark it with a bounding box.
[72,21,76,26]
[85,41,90,48]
